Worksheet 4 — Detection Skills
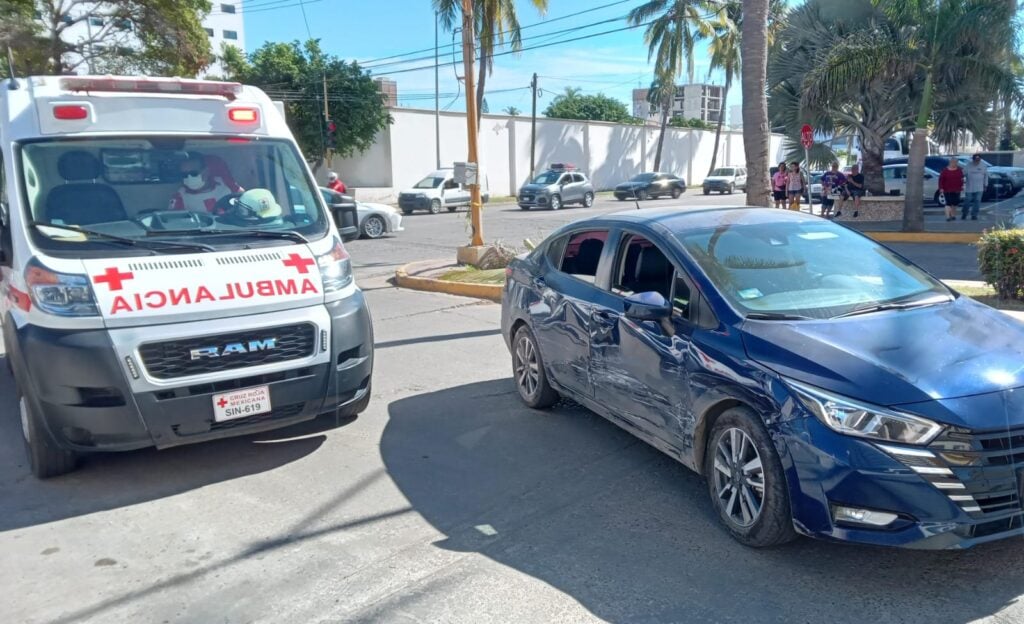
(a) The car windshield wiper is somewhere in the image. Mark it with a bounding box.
[32,221,214,253]
[832,294,953,319]
[745,312,814,321]
[150,228,309,244]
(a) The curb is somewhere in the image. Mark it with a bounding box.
[395,260,503,302]
[861,231,980,244]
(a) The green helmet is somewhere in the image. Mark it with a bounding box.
[238,188,282,219]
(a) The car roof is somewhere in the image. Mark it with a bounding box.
[563,206,819,235]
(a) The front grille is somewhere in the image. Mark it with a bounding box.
[139,324,317,379]
[919,426,1024,518]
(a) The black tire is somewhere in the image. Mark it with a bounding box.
[671,187,682,199]
[447,206,459,213]
[429,199,442,214]
[519,204,531,210]
[18,385,78,479]
[637,189,649,201]
[703,189,710,195]
[512,326,559,409]
[704,407,796,548]
[549,194,562,211]
[360,215,387,239]
[935,191,945,207]
[728,183,735,195]
[583,192,594,208]
[401,208,414,216]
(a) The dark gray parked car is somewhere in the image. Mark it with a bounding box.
[518,166,595,210]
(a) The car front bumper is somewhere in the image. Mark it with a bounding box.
[703,181,733,192]
[398,195,431,211]
[11,294,373,453]
[517,194,549,207]
[779,416,1024,549]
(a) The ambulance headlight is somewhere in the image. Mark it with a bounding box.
[25,259,99,317]
[316,237,353,293]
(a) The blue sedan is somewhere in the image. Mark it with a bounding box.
[501,207,1024,549]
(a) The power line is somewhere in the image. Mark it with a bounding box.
[207,0,326,16]
[357,0,639,67]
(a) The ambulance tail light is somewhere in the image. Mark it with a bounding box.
[53,105,89,120]
[25,259,98,317]
[228,107,259,124]
[60,77,243,100]
[316,237,352,293]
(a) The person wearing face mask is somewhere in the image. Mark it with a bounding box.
[169,153,243,213]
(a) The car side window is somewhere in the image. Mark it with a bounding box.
[559,174,571,185]
[611,234,674,300]
[559,230,607,283]
[573,173,584,183]
[672,275,692,320]
[444,179,458,190]
[545,235,567,267]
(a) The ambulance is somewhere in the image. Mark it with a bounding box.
[0,76,374,478]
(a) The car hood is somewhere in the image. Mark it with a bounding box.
[357,201,396,214]
[742,296,1024,412]
[519,183,553,193]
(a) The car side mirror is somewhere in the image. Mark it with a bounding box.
[624,291,671,322]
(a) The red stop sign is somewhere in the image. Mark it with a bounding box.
[800,124,814,149]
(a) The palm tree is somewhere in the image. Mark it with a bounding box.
[503,105,521,116]
[435,0,547,126]
[805,0,1020,231]
[629,0,715,171]
[740,0,772,207]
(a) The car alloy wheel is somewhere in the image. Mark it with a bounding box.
[514,334,540,398]
[728,183,735,195]
[637,189,649,201]
[19,396,31,445]
[711,427,765,528]
[935,191,946,207]
[583,192,594,207]
[362,215,386,239]
[549,194,562,210]
[429,199,442,214]
[671,187,682,199]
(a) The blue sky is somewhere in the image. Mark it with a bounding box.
[243,0,740,118]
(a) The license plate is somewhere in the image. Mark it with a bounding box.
[212,385,271,422]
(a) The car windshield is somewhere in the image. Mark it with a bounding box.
[630,173,657,182]
[532,171,562,184]
[20,136,328,254]
[414,176,444,189]
[677,220,951,320]
[710,168,735,176]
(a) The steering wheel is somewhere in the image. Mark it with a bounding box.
[213,192,249,218]
[136,210,216,230]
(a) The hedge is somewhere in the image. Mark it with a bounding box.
[978,228,1024,300]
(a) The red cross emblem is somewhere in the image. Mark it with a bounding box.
[93,267,134,291]
[217,398,228,408]
[282,253,315,274]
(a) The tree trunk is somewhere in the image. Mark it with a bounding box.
[860,130,886,196]
[902,127,929,231]
[654,96,670,171]
[740,0,771,207]
[476,54,487,128]
[707,82,730,176]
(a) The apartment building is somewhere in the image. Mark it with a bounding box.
[632,83,725,124]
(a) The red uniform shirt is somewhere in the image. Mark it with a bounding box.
[938,167,965,193]
[328,179,347,194]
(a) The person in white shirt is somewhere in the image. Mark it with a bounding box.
[169,153,242,213]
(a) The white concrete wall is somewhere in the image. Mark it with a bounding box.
[334,108,786,201]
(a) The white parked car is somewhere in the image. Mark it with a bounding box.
[883,164,943,205]
[397,168,490,215]
[320,189,402,239]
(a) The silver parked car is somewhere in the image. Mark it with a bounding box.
[321,188,403,239]
[518,165,595,210]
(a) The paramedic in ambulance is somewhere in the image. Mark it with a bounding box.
[169,152,243,213]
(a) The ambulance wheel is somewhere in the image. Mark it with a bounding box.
[429,199,442,214]
[18,385,78,479]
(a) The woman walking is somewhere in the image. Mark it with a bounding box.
[938,158,965,222]
[772,162,788,208]
[786,162,807,211]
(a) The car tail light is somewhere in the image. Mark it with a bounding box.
[228,107,259,123]
[53,104,89,120]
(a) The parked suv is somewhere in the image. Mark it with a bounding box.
[702,167,747,195]
[518,165,595,210]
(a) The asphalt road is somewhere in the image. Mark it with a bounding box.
[2,192,1019,623]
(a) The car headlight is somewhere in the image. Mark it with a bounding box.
[25,258,98,317]
[786,379,943,445]
[316,237,353,293]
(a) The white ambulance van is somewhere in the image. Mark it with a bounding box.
[0,76,373,478]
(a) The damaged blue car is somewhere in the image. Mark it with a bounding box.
[501,207,1024,549]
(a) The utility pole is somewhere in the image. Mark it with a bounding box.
[530,72,538,179]
[460,0,484,248]
[323,74,331,166]
[434,11,441,170]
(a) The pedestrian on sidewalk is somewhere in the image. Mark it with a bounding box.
[964,154,988,221]
[938,157,965,222]
[819,162,847,218]
[328,171,347,194]
[772,162,788,209]
[786,162,807,211]
[845,164,865,218]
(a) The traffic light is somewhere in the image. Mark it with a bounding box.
[325,119,337,150]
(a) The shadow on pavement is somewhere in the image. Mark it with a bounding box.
[382,378,1024,623]
[0,356,353,532]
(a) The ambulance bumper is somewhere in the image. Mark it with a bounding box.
[13,294,373,453]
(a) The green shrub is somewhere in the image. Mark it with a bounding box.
[977,228,1024,299]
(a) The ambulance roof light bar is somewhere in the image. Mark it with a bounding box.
[60,76,243,100]
[550,163,577,171]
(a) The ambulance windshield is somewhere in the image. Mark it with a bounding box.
[19,136,329,252]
